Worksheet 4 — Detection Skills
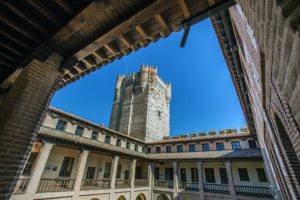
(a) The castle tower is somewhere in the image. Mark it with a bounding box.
[109,65,171,142]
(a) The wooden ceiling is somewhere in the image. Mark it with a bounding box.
[0,0,229,88]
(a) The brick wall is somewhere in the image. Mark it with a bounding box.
[0,54,62,199]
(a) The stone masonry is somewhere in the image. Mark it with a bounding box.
[109,65,171,142]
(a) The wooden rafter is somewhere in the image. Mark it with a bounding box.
[155,14,168,30]
[135,25,149,39]
[179,0,191,19]
[0,30,30,50]
[104,44,119,55]
[120,35,133,48]
[2,1,49,35]
[26,1,58,25]
[54,0,73,15]
[73,0,178,60]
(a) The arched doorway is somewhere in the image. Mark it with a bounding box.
[117,195,126,200]
[136,193,146,200]
[156,194,169,200]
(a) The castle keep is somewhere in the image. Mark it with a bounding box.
[109,65,171,142]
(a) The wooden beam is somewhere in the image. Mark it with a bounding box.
[120,35,133,48]
[26,0,58,25]
[0,41,24,57]
[104,44,119,55]
[0,52,18,63]
[54,0,73,15]
[73,0,178,60]
[0,30,30,50]
[179,0,191,19]
[2,1,50,36]
[136,25,149,39]
[0,15,39,42]
[155,14,168,30]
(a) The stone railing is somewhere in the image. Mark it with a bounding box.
[203,183,230,194]
[154,180,173,189]
[235,185,273,198]
[37,178,75,193]
[13,178,30,194]
[81,179,110,190]
[178,182,199,191]
[115,180,130,188]
[135,179,149,187]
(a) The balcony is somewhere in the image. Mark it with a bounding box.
[13,178,30,194]
[178,182,199,191]
[115,180,130,188]
[235,185,273,198]
[37,178,75,193]
[135,179,149,187]
[154,180,173,189]
[203,183,230,194]
[81,179,110,190]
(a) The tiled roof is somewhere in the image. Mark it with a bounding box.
[49,107,145,144]
[147,133,252,145]
[148,149,262,161]
[39,126,149,159]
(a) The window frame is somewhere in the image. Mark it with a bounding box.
[219,168,228,184]
[75,126,84,136]
[205,168,215,183]
[103,162,112,178]
[256,168,268,182]
[231,141,241,150]
[191,168,198,182]
[166,146,171,153]
[56,120,66,131]
[177,145,183,152]
[91,131,98,140]
[238,168,250,181]
[189,144,196,152]
[202,143,210,151]
[248,140,257,149]
[104,135,111,144]
[59,157,75,177]
[216,142,225,151]
[156,146,161,153]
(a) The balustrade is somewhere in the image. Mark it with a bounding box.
[154,180,174,189]
[37,178,75,192]
[81,179,110,190]
[178,182,199,191]
[115,179,130,188]
[203,183,230,194]
[13,178,30,194]
[235,185,273,198]
[135,179,149,187]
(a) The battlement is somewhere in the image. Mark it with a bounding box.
[166,127,249,140]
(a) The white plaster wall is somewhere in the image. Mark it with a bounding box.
[42,146,80,179]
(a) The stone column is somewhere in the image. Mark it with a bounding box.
[225,162,236,199]
[0,53,62,199]
[173,161,178,199]
[110,155,119,189]
[148,162,154,187]
[129,159,137,188]
[73,150,89,199]
[26,142,54,194]
[197,161,205,200]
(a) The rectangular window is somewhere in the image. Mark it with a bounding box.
[105,135,111,144]
[22,152,38,176]
[165,168,173,180]
[205,168,215,183]
[136,166,143,179]
[86,167,96,179]
[191,168,198,182]
[219,168,228,184]
[59,157,75,177]
[248,140,257,149]
[238,168,249,181]
[116,139,121,147]
[75,126,83,136]
[135,144,139,151]
[156,146,161,153]
[104,162,112,178]
[177,145,183,152]
[56,120,66,131]
[202,143,210,151]
[91,131,98,140]
[256,168,268,182]
[116,164,122,178]
[126,142,130,149]
[155,167,160,179]
[189,144,196,152]
[166,146,171,153]
[124,170,129,180]
[216,142,225,151]
[231,141,241,150]
[147,147,151,153]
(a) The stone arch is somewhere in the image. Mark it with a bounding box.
[156,194,170,200]
[136,193,146,200]
[117,195,126,200]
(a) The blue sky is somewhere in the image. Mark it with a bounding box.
[51,19,246,136]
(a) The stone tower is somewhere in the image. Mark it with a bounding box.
[109,65,171,142]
